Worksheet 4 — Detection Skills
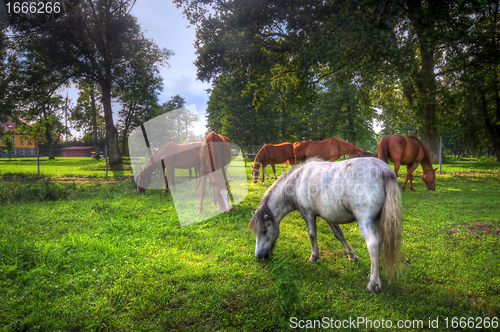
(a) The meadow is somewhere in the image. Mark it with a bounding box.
[1,157,500,331]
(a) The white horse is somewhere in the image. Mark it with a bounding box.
[249,158,403,293]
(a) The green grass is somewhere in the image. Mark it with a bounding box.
[1,160,499,331]
[0,157,133,178]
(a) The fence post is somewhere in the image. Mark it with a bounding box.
[105,145,108,178]
[37,145,40,177]
[439,136,442,174]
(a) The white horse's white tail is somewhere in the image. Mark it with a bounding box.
[380,169,403,279]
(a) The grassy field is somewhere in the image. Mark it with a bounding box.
[1,158,500,331]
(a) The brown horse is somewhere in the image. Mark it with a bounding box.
[251,143,295,183]
[378,135,437,192]
[293,138,364,164]
[137,142,202,193]
[198,132,232,214]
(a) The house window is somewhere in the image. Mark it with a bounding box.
[20,149,24,155]
[11,136,15,145]
[12,148,16,155]
[20,137,24,145]
[28,149,33,155]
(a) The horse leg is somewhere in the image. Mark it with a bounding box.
[170,168,176,192]
[407,164,415,192]
[300,210,320,262]
[162,160,169,193]
[197,176,207,215]
[402,162,419,192]
[393,160,401,178]
[188,168,192,179]
[358,220,382,293]
[261,164,266,183]
[213,182,217,206]
[271,164,277,180]
[327,223,358,262]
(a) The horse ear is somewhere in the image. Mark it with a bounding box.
[433,167,438,172]
[264,215,271,221]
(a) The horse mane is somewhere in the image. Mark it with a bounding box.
[248,162,307,233]
[253,144,268,166]
[335,138,363,154]
[407,135,433,168]
[303,157,326,164]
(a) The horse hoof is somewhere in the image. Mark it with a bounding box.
[309,255,320,263]
[367,281,382,293]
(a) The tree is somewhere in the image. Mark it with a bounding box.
[14,0,172,166]
[21,93,68,159]
[1,129,15,160]
[314,73,376,146]
[176,0,482,162]
[71,81,105,159]
[443,1,500,161]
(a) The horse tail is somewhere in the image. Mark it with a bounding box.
[380,169,403,280]
[378,136,390,164]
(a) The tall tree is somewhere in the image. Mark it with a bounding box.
[114,44,165,156]
[443,1,500,161]
[13,0,171,166]
[176,0,480,162]
[71,81,105,159]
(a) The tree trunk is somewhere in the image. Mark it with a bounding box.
[406,0,440,164]
[122,107,133,156]
[416,45,440,164]
[91,89,100,160]
[100,78,122,166]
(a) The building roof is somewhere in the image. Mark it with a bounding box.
[1,121,16,130]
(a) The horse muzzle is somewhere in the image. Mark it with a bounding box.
[138,187,146,193]
[427,187,435,191]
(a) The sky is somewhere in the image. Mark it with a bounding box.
[64,0,210,138]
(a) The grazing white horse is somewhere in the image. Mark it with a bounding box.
[249,158,403,293]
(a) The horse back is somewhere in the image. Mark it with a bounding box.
[259,143,294,165]
[200,132,231,175]
[289,158,391,223]
[293,140,312,162]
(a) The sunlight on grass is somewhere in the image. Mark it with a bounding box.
[0,161,499,330]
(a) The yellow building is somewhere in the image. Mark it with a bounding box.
[0,121,36,158]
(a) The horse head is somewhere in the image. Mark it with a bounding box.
[249,205,279,259]
[422,167,437,191]
[251,163,260,183]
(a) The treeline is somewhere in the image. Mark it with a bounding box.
[177,0,500,162]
